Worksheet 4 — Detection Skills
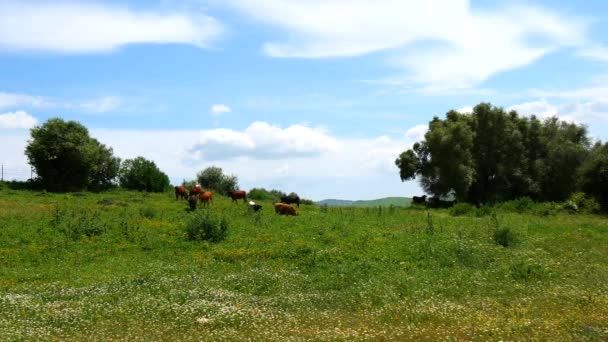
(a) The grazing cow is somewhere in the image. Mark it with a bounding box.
[199,191,213,207]
[280,194,301,207]
[274,203,298,216]
[190,184,203,196]
[248,201,263,212]
[412,195,427,205]
[188,194,198,210]
[175,186,188,200]
[229,190,247,203]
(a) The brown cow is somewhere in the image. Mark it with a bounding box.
[190,184,203,196]
[229,190,247,203]
[199,191,213,207]
[175,186,188,200]
[274,203,298,216]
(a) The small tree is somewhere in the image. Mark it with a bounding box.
[25,118,120,191]
[118,156,169,192]
[196,166,238,195]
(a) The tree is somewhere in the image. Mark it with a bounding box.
[118,156,170,192]
[25,118,120,191]
[395,103,591,204]
[196,166,238,195]
[578,142,608,211]
[396,111,475,201]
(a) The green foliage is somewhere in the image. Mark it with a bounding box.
[184,211,228,242]
[396,103,591,205]
[196,166,238,196]
[475,205,493,217]
[568,192,601,214]
[248,187,281,201]
[118,156,170,192]
[139,205,156,219]
[578,142,608,212]
[449,203,475,216]
[490,213,518,247]
[497,197,535,213]
[25,118,120,191]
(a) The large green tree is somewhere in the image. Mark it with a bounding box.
[396,103,590,204]
[25,118,120,191]
[118,157,170,192]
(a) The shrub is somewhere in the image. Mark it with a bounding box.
[449,203,475,216]
[567,192,601,214]
[140,205,156,219]
[185,211,228,242]
[119,156,170,192]
[493,227,518,247]
[510,260,545,281]
[475,205,493,217]
[533,202,559,216]
[248,188,278,201]
[490,212,518,247]
[498,197,535,213]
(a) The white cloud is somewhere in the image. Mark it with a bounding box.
[509,99,608,123]
[0,92,53,108]
[404,124,428,141]
[0,91,126,113]
[210,104,231,116]
[79,96,123,113]
[0,110,38,129]
[225,0,586,90]
[578,45,608,62]
[188,121,342,161]
[0,1,223,53]
[456,106,473,114]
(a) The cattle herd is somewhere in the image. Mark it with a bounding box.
[175,185,300,216]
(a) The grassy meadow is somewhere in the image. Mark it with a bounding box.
[1,188,607,340]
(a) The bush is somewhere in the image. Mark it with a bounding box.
[493,227,518,247]
[119,156,170,192]
[567,192,601,214]
[475,205,493,217]
[498,197,535,213]
[533,202,559,216]
[449,203,475,216]
[140,206,156,219]
[248,188,278,201]
[185,211,228,242]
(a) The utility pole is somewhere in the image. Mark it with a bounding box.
[1,164,3,182]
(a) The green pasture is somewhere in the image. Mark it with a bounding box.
[0,189,607,340]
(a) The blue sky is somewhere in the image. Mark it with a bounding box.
[1,0,608,200]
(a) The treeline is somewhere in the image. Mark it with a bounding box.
[396,103,608,211]
[20,118,169,192]
[15,118,311,202]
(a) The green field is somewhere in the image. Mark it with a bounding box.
[1,189,607,340]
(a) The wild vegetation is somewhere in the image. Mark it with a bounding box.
[1,189,607,340]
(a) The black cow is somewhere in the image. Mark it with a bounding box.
[280,194,300,208]
[412,195,427,205]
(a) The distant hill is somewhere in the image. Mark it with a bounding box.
[316,197,411,207]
